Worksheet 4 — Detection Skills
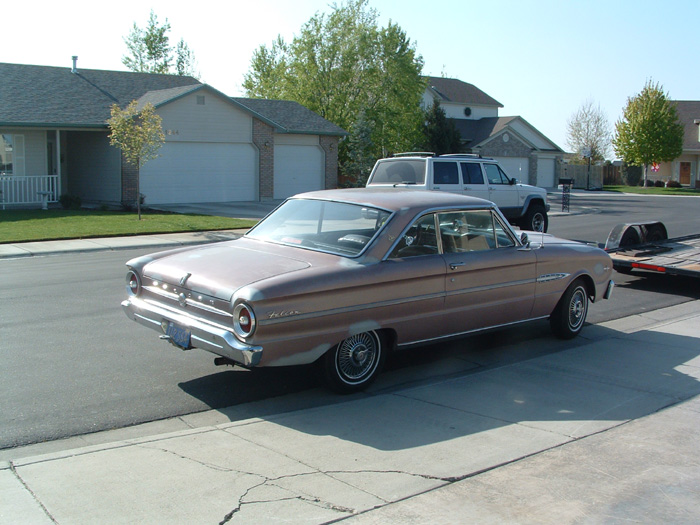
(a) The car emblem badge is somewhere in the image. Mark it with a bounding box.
[179,273,192,286]
[178,293,187,307]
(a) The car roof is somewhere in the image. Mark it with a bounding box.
[290,188,496,213]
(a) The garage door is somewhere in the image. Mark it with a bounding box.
[494,157,529,184]
[274,145,324,200]
[536,158,556,188]
[140,142,257,204]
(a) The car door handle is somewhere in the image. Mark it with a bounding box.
[449,262,466,270]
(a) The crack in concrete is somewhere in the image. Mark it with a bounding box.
[9,461,57,523]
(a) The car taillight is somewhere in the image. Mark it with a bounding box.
[233,303,256,339]
[126,270,141,296]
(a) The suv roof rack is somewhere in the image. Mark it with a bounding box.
[439,153,494,160]
[391,152,435,158]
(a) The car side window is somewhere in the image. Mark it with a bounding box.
[433,162,459,185]
[483,164,509,185]
[389,214,439,258]
[439,210,498,252]
[460,162,484,185]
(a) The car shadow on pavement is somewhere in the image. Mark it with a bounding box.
[178,323,700,453]
[220,324,700,453]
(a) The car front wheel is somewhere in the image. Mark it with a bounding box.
[323,330,385,393]
[522,204,548,232]
[550,279,589,339]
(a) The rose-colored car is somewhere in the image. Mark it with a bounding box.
[122,188,614,393]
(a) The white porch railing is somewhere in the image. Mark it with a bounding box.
[0,175,60,209]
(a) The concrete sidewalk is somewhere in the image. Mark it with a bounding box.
[0,230,249,259]
[2,300,699,524]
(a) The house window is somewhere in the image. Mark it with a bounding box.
[196,95,205,105]
[1,134,13,175]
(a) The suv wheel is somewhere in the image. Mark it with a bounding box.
[522,204,548,232]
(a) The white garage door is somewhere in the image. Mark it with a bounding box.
[494,157,530,184]
[140,142,257,204]
[537,158,556,188]
[274,145,324,200]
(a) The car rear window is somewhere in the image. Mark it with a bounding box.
[368,159,426,185]
[247,198,391,257]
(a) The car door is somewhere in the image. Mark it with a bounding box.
[438,209,537,336]
[430,160,462,194]
[382,213,448,344]
[460,161,490,201]
[483,163,520,211]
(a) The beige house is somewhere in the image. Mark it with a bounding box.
[423,77,564,189]
[0,60,346,208]
[653,101,700,188]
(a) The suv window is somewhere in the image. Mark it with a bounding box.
[433,161,459,185]
[461,162,484,185]
[483,164,511,185]
[370,159,426,184]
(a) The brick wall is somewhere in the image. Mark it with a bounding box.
[320,136,340,189]
[253,119,275,200]
[120,154,138,204]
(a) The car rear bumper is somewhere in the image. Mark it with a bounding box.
[121,297,263,367]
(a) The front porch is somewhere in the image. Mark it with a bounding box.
[0,175,60,209]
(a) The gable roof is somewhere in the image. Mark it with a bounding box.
[673,101,700,151]
[453,116,563,152]
[425,76,503,108]
[0,62,346,136]
[0,62,200,127]
[233,98,347,136]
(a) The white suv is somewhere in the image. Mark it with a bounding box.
[366,153,550,232]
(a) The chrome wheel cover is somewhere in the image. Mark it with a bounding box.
[336,332,379,384]
[568,287,587,330]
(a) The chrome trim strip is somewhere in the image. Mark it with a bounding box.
[398,316,551,347]
[258,291,446,326]
[536,273,570,283]
[445,278,535,298]
[143,285,232,318]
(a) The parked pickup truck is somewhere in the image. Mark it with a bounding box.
[366,153,550,232]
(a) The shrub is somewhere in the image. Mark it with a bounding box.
[644,179,655,187]
[621,165,642,186]
[654,180,665,187]
[59,194,82,210]
[666,180,682,188]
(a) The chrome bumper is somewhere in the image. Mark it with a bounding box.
[121,297,263,367]
[603,280,614,300]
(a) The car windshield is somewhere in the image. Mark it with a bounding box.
[369,159,427,185]
[246,198,392,257]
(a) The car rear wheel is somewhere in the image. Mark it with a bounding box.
[323,330,385,394]
[550,279,589,339]
[522,204,548,232]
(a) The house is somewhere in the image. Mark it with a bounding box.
[653,101,700,188]
[423,76,564,188]
[0,59,346,208]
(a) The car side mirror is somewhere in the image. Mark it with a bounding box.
[509,177,517,185]
[520,232,529,246]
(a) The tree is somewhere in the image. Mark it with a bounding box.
[422,98,462,155]
[566,99,611,162]
[108,101,165,220]
[613,80,684,186]
[243,0,425,170]
[122,10,198,77]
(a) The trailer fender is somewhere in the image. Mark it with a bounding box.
[605,221,668,251]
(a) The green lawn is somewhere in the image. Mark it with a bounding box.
[604,185,700,196]
[0,209,258,244]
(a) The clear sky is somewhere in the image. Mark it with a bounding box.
[3,0,698,152]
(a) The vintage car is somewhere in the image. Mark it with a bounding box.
[122,188,614,393]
